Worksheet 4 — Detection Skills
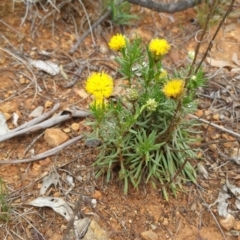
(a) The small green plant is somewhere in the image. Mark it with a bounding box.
[84,34,206,199]
[104,0,139,25]
[0,177,10,222]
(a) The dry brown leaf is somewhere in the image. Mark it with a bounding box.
[231,68,240,73]
[206,57,238,68]
[232,53,240,66]
[232,174,240,180]
[169,49,180,65]
[74,88,89,99]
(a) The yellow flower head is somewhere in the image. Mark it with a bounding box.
[85,72,113,107]
[108,34,126,51]
[162,79,184,99]
[149,38,170,58]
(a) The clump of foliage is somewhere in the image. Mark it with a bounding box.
[84,34,206,200]
[104,0,139,25]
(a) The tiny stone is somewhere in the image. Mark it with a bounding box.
[219,114,225,120]
[71,123,80,131]
[212,113,220,121]
[77,176,83,182]
[219,213,235,231]
[19,77,26,84]
[83,220,109,240]
[99,44,108,54]
[85,139,101,148]
[141,230,158,240]
[44,128,69,147]
[233,220,240,230]
[45,101,53,108]
[91,199,97,208]
[110,55,115,60]
[39,157,51,166]
[63,128,71,133]
[162,218,168,226]
[190,202,197,211]
[92,190,102,200]
[209,144,217,151]
[195,109,204,117]
[198,180,209,188]
[150,224,157,230]
[29,106,44,118]
[210,132,220,140]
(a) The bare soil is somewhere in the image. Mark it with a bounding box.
[0,1,240,240]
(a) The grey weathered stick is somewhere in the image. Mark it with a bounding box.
[0,109,90,142]
[189,114,240,139]
[12,103,61,133]
[0,135,83,164]
[126,0,202,13]
[69,10,111,54]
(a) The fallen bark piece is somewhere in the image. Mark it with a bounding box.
[27,197,73,221]
[40,171,61,195]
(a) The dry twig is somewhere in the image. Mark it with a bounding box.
[0,106,90,142]
[69,10,111,54]
[0,135,83,164]
[126,0,202,13]
[188,114,240,139]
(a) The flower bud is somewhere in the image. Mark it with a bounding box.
[126,88,139,102]
[188,50,195,60]
[146,98,158,112]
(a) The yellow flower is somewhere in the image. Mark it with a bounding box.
[149,38,170,58]
[162,79,184,99]
[85,72,113,107]
[108,34,126,51]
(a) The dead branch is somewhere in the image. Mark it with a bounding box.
[12,103,61,132]
[0,105,90,142]
[126,0,202,13]
[189,114,240,139]
[69,10,111,54]
[0,135,83,164]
